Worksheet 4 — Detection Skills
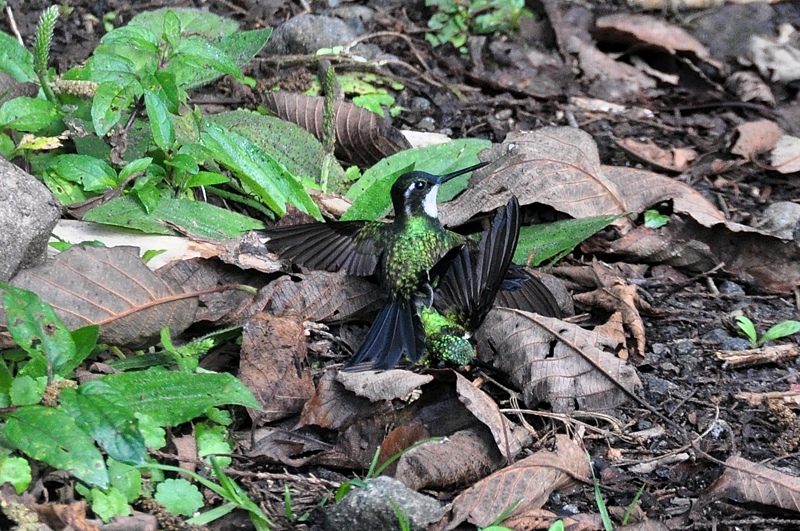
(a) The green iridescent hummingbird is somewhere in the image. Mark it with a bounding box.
[419,195,563,366]
[262,161,490,369]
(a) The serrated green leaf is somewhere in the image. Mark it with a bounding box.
[79,368,261,427]
[0,32,35,82]
[90,486,131,522]
[92,81,135,137]
[119,157,153,181]
[0,456,32,494]
[181,29,272,90]
[515,214,622,266]
[108,458,143,503]
[343,139,491,221]
[156,478,204,516]
[9,376,46,406]
[130,8,239,39]
[48,154,118,191]
[162,10,182,50]
[0,97,62,132]
[172,38,242,81]
[100,25,160,54]
[1,283,77,376]
[6,406,109,488]
[202,120,321,220]
[761,320,800,344]
[60,388,147,465]
[74,52,139,84]
[196,423,231,468]
[209,109,344,191]
[144,90,175,152]
[84,195,264,238]
[154,70,182,111]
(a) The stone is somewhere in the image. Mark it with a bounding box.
[0,157,61,281]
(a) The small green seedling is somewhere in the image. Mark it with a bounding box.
[735,316,800,348]
[643,209,669,229]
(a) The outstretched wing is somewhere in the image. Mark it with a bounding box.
[433,196,521,330]
[344,297,423,370]
[262,221,381,277]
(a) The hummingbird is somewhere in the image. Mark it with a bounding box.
[419,195,563,366]
[262,161,490,369]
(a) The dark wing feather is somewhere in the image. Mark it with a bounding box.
[433,196,521,330]
[344,297,420,370]
[494,267,563,318]
[263,221,380,277]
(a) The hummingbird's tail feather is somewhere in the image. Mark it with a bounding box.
[344,298,421,370]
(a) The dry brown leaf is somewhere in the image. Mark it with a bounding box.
[576,42,658,102]
[771,135,800,174]
[730,120,783,158]
[478,308,640,413]
[442,127,724,228]
[239,312,315,424]
[454,371,523,462]
[299,369,384,431]
[393,427,505,490]
[749,34,800,84]
[5,245,197,347]
[337,369,433,402]
[262,92,411,167]
[247,427,331,467]
[502,509,603,531]
[726,71,776,106]
[259,270,382,323]
[445,434,589,529]
[595,14,715,63]
[616,138,697,172]
[172,434,198,473]
[704,455,800,512]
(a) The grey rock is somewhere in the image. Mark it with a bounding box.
[701,328,730,344]
[717,280,746,295]
[267,14,358,55]
[0,157,61,281]
[720,337,752,351]
[323,476,445,531]
[754,201,800,240]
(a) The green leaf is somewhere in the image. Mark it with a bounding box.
[9,375,46,406]
[735,315,758,345]
[48,154,119,191]
[0,456,32,494]
[75,52,139,84]
[84,195,264,238]
[162,10,182,50]
[60,387,147,465]
[135,413,166,450]
[644,209,670,229]
[155,478,204,516]
[69,325,100,374]
[172,38,243,81]
[42,172,88,205]
[352,93,395,116]
[0,97,62,132]
[144,90,175,152]
[196,423,231,468]
[166,153,198,175]
[209,110,341,194]
[1,283,77,376]
[92,81,135,137]
[90,486,131,523]
[761,320,800,345]
[6,406,109,488]
[0,32,36,82]
[108,457,143,503]
[119,157,153,181]
[130,8,239,40]
[100,25,160,54]
[79,368,262,427]
[202,120,321,219]
[343,139,491,221]
[185,171,228,188]
[515,214,622,266]
[154,70,182,110]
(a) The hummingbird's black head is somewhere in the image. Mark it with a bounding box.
[390,161,490,220]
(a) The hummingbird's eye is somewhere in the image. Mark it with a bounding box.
[414,181,426,190]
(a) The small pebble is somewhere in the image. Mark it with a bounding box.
[701,328,730,344]
[717,280,745,295]
[411,97,432,112]
[720,337,752,351]
[417,117,436,132]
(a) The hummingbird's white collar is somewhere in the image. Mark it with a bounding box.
[422,184,439,218]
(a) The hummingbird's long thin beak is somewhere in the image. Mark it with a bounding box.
[437,160,491,184]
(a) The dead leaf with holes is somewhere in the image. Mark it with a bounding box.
[262,91,411,168]
[444,434,589,529]
[239,312,315,425]
[477,308,640,413]
[4,245,197,347]
[704,455,800,512]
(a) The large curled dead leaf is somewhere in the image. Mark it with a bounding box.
[477,308,641,413]
[5,246,197,347]
[262,91,412,167]
[444,434,589,530]
[704,455,800,513]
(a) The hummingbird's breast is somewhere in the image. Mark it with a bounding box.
[381,216,461,299]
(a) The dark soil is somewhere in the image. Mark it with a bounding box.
[4,0,800,530]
